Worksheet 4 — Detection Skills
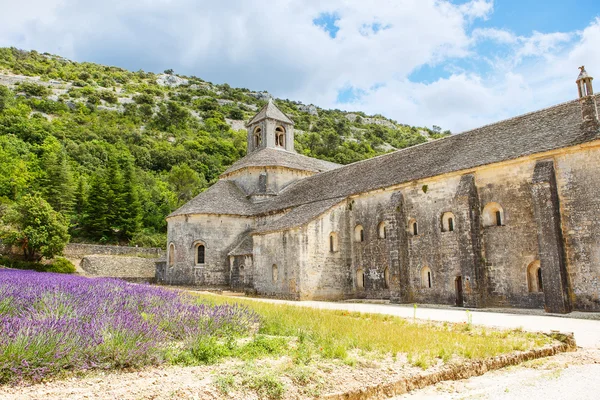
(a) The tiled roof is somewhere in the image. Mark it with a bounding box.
[228,233,254,256]
[247,99,294,126]
[253,197,346,235]
[221,147,341,176]
[170,96,600,233]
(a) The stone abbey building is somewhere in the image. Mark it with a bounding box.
[164,67,600,314]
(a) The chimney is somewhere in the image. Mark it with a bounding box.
[576,66,599,130]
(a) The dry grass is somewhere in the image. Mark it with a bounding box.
[194,293,553,369]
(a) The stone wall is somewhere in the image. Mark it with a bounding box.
[81,255,157,282]
[166,214,253,286]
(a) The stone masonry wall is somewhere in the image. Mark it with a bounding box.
[81,255,157,282]
[166,214,253,286]
[300,202,353,300]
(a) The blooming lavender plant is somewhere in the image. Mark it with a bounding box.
[0,269,259,384]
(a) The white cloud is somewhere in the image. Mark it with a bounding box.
[0,0,597,132]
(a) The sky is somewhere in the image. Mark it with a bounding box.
[0,0,599,132]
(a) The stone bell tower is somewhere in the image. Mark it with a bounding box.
[246,99,295,153]
[576,66,599,130]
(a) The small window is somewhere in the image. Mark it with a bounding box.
[409,219,418,236]
[168,243,175,266]
[378,221,387,239]
[384,267,390,289]
[194,242,206,265]
[483,202,504,227]
[527,260,543,293]
[272,264,278,282]
[356,268,365,289]
[421,266,432,288]
[253,127,262,148]
[275,126,285,147]
[354,225,364,242]
[441,212,456,232]
[329,232,338,252]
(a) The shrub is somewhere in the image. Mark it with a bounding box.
[17,81,51,97]
[47,257,76,273]
[98,90,118,104]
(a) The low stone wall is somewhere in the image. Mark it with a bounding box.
[65,243,164,259]
[81,255,157,282]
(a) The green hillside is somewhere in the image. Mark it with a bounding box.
[0,47,449,247]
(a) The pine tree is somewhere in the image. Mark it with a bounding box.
[105,157,126,237]
[83,170,109,240]
[72,175,87,232]
[41,148,75,215]
[119,160,142,240]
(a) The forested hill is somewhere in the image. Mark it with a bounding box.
[0,47,450,247]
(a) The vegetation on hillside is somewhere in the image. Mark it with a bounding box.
[0,47,450,247]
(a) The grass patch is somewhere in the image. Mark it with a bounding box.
[193,293,553,369]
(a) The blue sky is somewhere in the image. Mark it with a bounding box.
[0,0,599,131]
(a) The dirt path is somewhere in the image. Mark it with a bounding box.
[395,349,600,400]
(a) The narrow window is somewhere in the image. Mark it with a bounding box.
[168,243,175,266]
[197,244,205,264]
[413,222,418,236]
[329,232,338,252]
[378,221,387,239]
[483,202,504,227]
[537,268,543,292]
[275,126,285,147]
[356,268,364,288]
[421,266,432,288]
[354,225,364,242]
[448,218,454,232]
[254,127,262,148]
[272,264,278,282]
[384,267,390,289]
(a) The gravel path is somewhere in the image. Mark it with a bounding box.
[395,349,600,400]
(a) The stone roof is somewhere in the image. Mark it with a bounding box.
[169,96,600,226]
[247,99,294,126]
[168,180,254,217]
[253,197,346,235]
[221,147,341,176]
[263,96,600,212]
[228,233,254,256]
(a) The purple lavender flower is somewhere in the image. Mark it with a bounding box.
[0,270,259,384]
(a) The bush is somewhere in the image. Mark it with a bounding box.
[98,90,118,104]
[17,81,51,97]
[47,257,76,273]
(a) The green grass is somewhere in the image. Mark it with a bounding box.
[191,293,553,369]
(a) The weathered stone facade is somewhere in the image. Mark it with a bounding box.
[165,68,600,313]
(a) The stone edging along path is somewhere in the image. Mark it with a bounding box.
[321,332,576,400]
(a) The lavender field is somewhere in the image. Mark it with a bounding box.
[0,270,259,384]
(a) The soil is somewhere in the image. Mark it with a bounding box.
[1,345,585,400]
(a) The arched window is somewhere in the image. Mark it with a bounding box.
[378,221,387,239]
[421,266,432,288]
[168,243,175,266]
[195,243,205,265]
[329,232,338,252]
[483,202,505,227]
[409,219,418,236]
[272,264,278,282]
[356,268,364,289]
[384,267,390,289]
[441,212,456,232]
[354,225,364,242]
[253,127,262,148]
[527,260,543,292]
[275,126,285,147]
